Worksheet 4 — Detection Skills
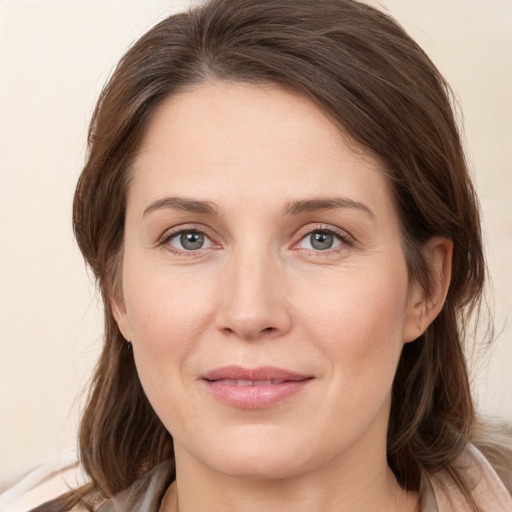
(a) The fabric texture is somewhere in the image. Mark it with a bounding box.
[1,444,511,511]
[426,444,512,512]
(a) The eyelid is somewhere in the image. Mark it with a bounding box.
[155,222,353,254]
[157,223,221,250]
[291,223,354,251]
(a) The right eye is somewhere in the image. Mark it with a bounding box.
[166,230,214,251]
[298,230,342,251]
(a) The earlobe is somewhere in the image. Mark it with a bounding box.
[111,293,132,342]
[404,237,453,343]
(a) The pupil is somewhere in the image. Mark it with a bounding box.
[180,231,204,250]
[311,232,333,250]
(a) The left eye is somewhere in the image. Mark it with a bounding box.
[168,230,213,251]
[298,230,343,251]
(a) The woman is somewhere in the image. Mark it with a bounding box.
[7,0,512,510]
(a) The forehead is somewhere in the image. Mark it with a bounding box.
[138,81,364,162]
[129,81,395,222]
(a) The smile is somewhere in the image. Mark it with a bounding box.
[211,379,290,386]
[201,366,313,409]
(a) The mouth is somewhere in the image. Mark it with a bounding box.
[201,365,313,409]
[208,378,296,386]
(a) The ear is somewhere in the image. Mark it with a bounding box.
[404,237,453,343]
[111,292,132,342]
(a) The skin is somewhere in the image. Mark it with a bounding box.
[113,81,452,512]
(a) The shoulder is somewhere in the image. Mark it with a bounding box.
[472,421,512,495]
[97,460,173,512]
[428,443,512,512]
[0,451,89,512]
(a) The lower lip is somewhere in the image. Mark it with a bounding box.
[203,380,311,409]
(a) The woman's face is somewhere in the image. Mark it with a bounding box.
[114,82,427,480]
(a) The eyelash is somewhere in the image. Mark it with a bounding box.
[292,224,353,255]
[157,224,353,256]
[157,224,220,256]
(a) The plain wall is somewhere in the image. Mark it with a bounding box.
[1,0,511,485]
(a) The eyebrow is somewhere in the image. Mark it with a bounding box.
[143,197,219,217]
[142,195,375,220]
[283,197,375,220]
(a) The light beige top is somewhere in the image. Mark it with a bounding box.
[426,444,512,512]
[1,444,511,511]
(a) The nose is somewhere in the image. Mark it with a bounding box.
[215,247,292,341]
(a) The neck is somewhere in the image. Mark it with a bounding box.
[161,441,419,512]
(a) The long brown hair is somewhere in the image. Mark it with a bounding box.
[36,0,501,509]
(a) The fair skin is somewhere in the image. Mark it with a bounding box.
[113,81,452,512]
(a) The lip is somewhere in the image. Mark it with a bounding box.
[201,365,313,409]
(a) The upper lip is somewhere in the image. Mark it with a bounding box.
[201,365,311,382]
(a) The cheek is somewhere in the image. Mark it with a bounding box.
[125,259,208,337]
[298,273,410,453]
[298,266,410,387]
[121,260,219,390]
[121,268,220,435]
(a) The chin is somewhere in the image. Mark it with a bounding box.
[212,450,311,481]
[189,425,325,481]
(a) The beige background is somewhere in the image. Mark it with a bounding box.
[0,0,511,485]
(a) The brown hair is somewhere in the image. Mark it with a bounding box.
[35,0,501,510]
